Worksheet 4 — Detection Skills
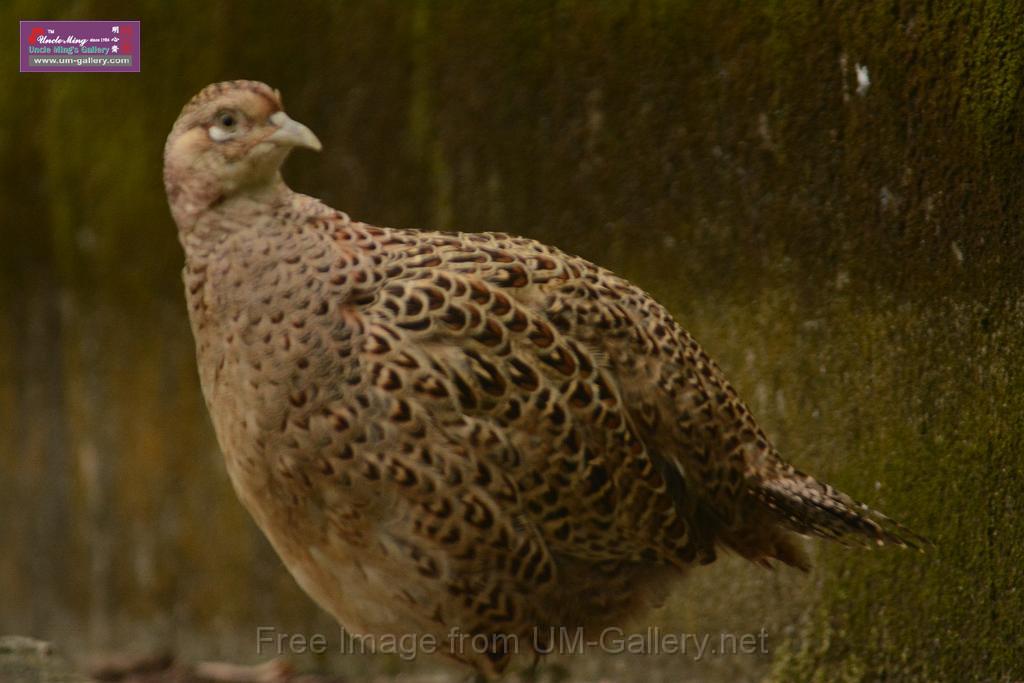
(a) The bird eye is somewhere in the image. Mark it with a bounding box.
[208,110,242,142]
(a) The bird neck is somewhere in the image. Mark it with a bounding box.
[174,173,293,259]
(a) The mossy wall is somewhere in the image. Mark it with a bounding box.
[2,1,1021,680]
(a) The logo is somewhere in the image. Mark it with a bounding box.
[20,20,140,72]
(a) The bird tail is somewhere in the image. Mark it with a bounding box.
[751,465,928,550]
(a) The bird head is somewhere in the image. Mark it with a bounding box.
[164,80,321,231]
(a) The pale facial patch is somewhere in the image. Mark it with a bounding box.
[209,126,234,142]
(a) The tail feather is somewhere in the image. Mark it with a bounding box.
[752,467,929,550]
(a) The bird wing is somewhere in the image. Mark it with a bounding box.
[511,233,925,556]
[326,223,715,570]
[337,222,923,569]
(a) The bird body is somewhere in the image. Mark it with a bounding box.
[165,81,921,676]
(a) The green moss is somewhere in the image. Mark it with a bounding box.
[732,291,1024,680]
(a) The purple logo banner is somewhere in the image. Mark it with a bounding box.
[20,20,140,72]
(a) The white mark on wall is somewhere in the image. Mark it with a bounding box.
[856,63,871,96]
[880,186,898,212]
[951,241,964,265]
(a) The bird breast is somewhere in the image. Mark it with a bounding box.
[184,225,362,492]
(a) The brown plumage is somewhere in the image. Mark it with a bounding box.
[164,81,924,676]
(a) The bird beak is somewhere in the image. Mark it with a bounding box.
[267,111,322,152]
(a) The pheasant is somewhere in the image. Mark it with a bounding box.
[164,81,923,676]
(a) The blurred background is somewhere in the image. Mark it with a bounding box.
[2,1,1023,681]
